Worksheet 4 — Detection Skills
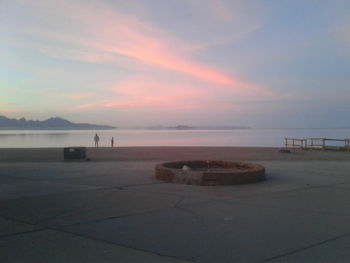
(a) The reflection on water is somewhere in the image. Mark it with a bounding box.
[0,128,349,148]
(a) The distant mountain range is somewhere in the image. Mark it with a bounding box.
[0,116,116,130]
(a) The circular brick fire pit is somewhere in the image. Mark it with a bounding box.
[155,160,265,186]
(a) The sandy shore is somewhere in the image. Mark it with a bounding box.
[0,146,350,162]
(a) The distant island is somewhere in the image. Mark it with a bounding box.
[0,116,116,130]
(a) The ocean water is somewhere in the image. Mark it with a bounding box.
[0,128,349,148]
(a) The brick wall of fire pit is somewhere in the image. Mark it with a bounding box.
[155,160,265,186]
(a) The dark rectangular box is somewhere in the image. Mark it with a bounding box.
[64,147,86,160]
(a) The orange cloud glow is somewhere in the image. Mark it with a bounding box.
[0,108,19,114]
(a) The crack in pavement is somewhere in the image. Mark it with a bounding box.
[261,232,350,262]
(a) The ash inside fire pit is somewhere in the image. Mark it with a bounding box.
[155,160,265,185]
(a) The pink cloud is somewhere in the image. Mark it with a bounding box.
[65,93,96,100]
[114,74,271,99]
[80,13,251,87]
[104,101,201,110]
[105,77,207,110]
[17,1,268,93]
[104,76,273,112]
[102,46,239,86]
[7,0,274,117]
[105,102,143,108]
[69,103,97,111]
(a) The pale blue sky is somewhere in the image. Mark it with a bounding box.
[1,0,349,127]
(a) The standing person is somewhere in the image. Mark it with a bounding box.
[94,133,100,147]
[111,137,114,148]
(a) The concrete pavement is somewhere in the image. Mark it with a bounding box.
[1,152,350,262]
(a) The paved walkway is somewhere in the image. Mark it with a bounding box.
[1,150,350,262]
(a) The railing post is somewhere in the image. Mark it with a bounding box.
[322,139,325,151]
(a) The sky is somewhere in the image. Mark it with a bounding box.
[1,0,350,128]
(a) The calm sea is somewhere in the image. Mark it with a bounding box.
[0,128,349,148]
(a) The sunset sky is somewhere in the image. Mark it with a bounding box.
[1,0,350,128]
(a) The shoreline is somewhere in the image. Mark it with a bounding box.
[1,146,350,162]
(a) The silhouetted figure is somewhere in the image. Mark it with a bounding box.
[111,137,114,148]
[94,133,100,147]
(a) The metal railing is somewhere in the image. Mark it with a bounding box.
[285,138,350,151]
